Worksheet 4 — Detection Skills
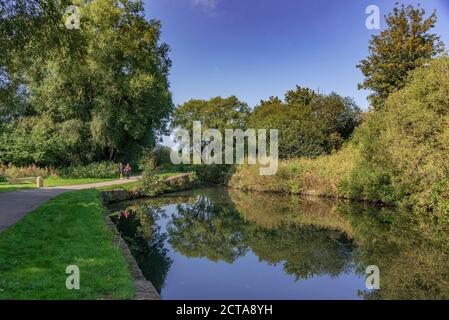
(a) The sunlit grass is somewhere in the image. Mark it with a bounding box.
[229,145,360,197]
[44,177,115,187]
[0,189,134,300]
[0,182,34,193]
[0,177,117,193]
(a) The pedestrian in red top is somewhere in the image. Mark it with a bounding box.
[124,163,132,179]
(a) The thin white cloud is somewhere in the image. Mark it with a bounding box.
[191,0,219,9]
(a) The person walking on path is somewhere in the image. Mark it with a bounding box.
[118,162,124,180]
[124,163,132,179]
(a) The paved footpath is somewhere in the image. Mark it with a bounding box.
[0,177,141,233]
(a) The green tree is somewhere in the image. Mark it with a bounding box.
[0,0,173,166]
[357,4,445,110]
[172,96,250,134]
[0,0,82,120]
[248,87,361,159]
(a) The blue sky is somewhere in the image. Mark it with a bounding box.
[143,0,449,110]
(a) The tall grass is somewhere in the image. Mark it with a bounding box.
[228,145,359,198]
[0,162,119,179]
[0,164,59,178]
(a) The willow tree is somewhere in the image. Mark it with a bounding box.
[0,0,173,166]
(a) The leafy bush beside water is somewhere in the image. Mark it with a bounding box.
[230,58,449,214]
[343,57,449,212]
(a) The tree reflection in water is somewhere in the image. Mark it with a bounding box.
[168,195,248,263]
[111,187,449,299]
[111,205,172,293]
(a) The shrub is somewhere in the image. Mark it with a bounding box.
[191,164,235,185]
[138,145,173,171]
[342,57,449,212]
[60,162,118,179]
[141,171,199,197]
[0,164,59,178]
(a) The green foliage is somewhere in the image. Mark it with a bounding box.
[172,96,250,134]
[171,96,250,169]
[232,58,449,215]
[141,172,168,197]
[337,161,399,204]
[138,145,173,172]
[0,164,59,178]
[191,164,236,185]
[141,171,199,197]
[357,4,445,110]
[0,0,173,166]
[60,161,119,179]
[346,57,449,212]
[229,144,358,197]
[0,116,91,166]
[0,182,35,193]
[248,86,361,159]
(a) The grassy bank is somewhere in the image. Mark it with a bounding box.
[44,177,115,187]
[0,189,134,300]
[0,177,117,194]
[229,145,358,198]
[0,182,35,193]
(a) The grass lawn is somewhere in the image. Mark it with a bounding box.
[0,177,117,194]
[96,180,142,191]
[95,171,180,192]
[0,182,34,194]
[0,189,134,300]
[44,177,116,187]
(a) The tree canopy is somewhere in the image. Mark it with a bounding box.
[248,86,361,159]
[357,4,445,110]
[0,0,173,166]
[172,96,250,134]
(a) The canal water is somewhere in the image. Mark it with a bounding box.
[109,186,449,300]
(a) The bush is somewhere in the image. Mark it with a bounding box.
[154,145,175,168]
[141,171,199,197]
[341,57,449,212]
[60,162,118,179]
[191,164,235,185]
[0,164,59,178]
[138,145,173,171]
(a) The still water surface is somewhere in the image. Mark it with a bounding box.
[109,187,449,300]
